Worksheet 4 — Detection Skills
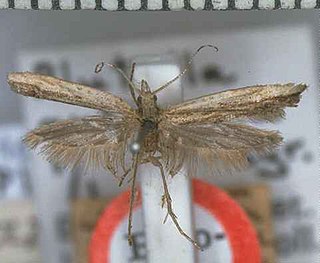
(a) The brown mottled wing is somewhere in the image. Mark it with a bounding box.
[164,83,307,125]
[7,72,136,118]
[24,115,140,179]
[159,83,306,176]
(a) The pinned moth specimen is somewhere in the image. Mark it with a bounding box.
[7,45,307,249]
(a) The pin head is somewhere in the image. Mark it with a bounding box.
[130,142,141,154]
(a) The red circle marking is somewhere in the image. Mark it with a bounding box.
[89,179,261,263]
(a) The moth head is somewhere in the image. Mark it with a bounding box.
[140,79,151,93]
[137,80,157,106]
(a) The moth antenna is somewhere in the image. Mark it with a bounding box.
[152,44,218,94]
[95,62,141,94]
[128,62,139,106]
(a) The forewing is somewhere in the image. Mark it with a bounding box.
[158,120,282,176]
[164,83,307,125]
[24,115,140,179]
[8,72,136,118]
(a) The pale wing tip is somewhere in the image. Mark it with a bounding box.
[7,72,21,93]
[279,82,307,98]
[7,72,35,95]
[7,72,19,87]
[7,71,32,83]
[292,83,308,93]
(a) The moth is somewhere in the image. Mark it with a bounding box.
[7,45,306,249]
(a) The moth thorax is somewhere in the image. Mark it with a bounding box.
[137,89,159,122]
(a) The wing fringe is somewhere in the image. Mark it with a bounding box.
[23,116,138,179]
[159,122,283,177]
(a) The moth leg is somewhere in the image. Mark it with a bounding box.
[127,153,140,246]
[161,194,169,224]
[118,168,131,187]
[105,164,118,181]
[122,156,147,185]
[161,194,166,208]
[148,156,201,250]
[124,156,152,186]
[122,155,151,185]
